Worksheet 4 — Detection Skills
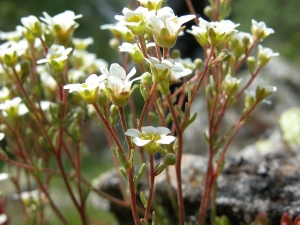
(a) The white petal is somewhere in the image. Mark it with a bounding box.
[133,138,150,146]
[0,214,7,224]
[126,67,136,81]
[110,63,126,80]
[125,128,141,137]
[157,136,175,144]
[85,74,100,85]
[155,127,171,135]
[141,126,156,134]
[0,133,4,141]
[0,173,8,181]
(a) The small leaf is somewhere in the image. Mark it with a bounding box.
[140,191,147,208]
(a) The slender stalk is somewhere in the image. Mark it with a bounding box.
[232,41,256,74]
[92,103,125,155]
[127,167,141,225]
[138,83,158,130]
[143,155,155,221]
[165,93,184,225]
[235,66,262,100]
[185,0,199,25]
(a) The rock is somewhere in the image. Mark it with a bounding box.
[93,151,300,224]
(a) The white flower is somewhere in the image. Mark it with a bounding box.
[145,56,187,83]
[188,18,239,47]
[170,61,192,83]
[0,214,7,224]
[37,45,72,73]
[0,87,10,101]
[257,45,279,67]
[251,19,274,42]
[100,22,134,42]
[125,126,175,154]
[0,97,29,117]
[119,42,155,64]
[0,133,4,141]
[40,10,82,31]
[0,29,22,42]
[40,11,82,45]
[0,173,8,181]
[73,37,94,50]
[21,15,42,37]
[101,63,140,106]
[37,45,72,64]
[137,0,163,10]
[230,32,253,58]
[115,6,155,36]
[64,74,106,104]
[146,7,195,48]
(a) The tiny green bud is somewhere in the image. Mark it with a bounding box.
[163,153,177,166]
[255,84,277,102]
[126,20,146,36]
[141,72,153,86]
[246,56,256,74]
[110,104,119,116]
[204,6,214,20]
[222,74,241,96]
[157,78,170,95]
[245,93,256,110]
[217,49,232,62]
[109,38,120,50]
[194,58,203,70]
[171,49,181,59]
[44,29,54,48]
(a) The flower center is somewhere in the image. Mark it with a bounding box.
[140,132,160,141]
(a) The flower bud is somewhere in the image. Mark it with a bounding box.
[140,85,151,101]
[255,84,277,102]
[163,153,177,166]
[157,77,170,95]
[194,58,203,70]
[222,74,241,96]
[171,49,181,59]
[110,104,119,116]
[141,72,153,86]
[246,56,256,74]
[204,6,214,20]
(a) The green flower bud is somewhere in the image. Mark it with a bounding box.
[256,84,277,102]
[222,74,241,96]
[204,6,214,20]
[110,104,119,116]
[126,20,146,36]
[157,77,170,95]
[163,153,177,166]
[44,29,54,48]
[247,56,256,74]
[140,85,151,101]
[171,49,181,59]
[194,58,203,70]
[141,72,153,86]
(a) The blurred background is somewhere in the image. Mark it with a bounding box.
[0,0,299,224]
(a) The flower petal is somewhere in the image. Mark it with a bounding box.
[157,136,175,144]
[133,138,150,146]
[141,126,156,134]
[125,128,141,137]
